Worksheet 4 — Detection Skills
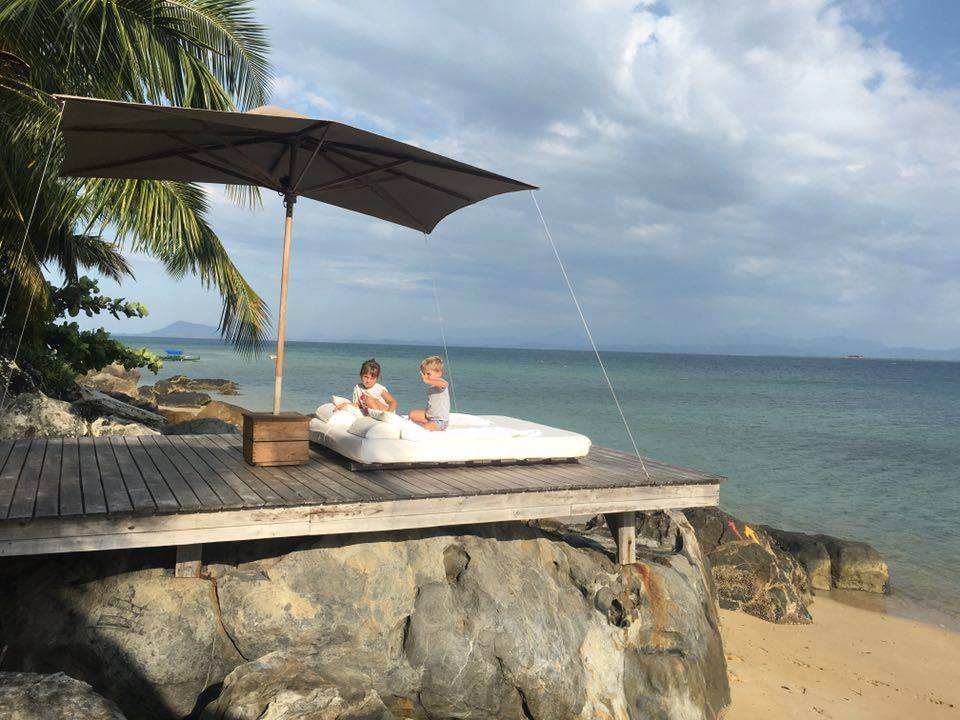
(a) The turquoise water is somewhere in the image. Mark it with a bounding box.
[134,338,960,618]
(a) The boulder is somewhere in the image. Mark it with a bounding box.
[156,391,211,408]
[155,406,200,425]
[817,535,890,593]
[163,418,238,435]
[200,652,394,720]
[0,392,87,439]
[0,358,38,399]
[136,385,159,407]
[71,388,167,429]
[764,527,833,591]
[154,375,239,396]
[708,541,813,624]
[0,672,128,720]
[88,416,160,438]
[195,400,244,429]
[1,520,730,720]
[77,364,140,397]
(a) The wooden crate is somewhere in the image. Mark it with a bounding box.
[242,411,309,466]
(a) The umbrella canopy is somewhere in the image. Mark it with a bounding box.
[55,95,535,233]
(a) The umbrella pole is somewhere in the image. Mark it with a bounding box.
[273,194,296,414]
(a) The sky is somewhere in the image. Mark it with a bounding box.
[84,0,960,351]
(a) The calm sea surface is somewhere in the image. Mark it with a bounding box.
[130,338,960,620]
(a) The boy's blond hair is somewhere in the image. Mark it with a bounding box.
[420,355,444,373]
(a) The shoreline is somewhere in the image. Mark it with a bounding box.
[722,594,960,719]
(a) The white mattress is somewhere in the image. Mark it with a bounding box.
[309,413,591,466]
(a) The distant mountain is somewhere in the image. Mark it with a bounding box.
[136,321,220,339]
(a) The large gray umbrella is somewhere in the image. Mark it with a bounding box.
[55,95,535,413]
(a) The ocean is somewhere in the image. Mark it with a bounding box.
[131,337,960,621]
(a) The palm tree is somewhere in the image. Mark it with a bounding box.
[0,0,272,356]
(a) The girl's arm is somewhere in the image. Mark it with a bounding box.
[381,389,398,412]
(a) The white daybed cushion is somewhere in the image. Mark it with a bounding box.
[308,413,590,465]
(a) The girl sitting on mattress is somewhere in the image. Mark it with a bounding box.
[335,358,397,415]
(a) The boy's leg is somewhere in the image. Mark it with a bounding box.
[409,408,427,424]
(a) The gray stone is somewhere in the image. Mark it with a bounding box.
[163,417,238,435]
[708,541,813,624]
[200,652,394,720]
[136,385,159,406]
[88,416,160,437]
[817,535,890,593]
[0,392,87,439]
[0,358,38,399]
[72,388,167,428]
[155,375,239,396]
[157,390,211,407]
[0,672,128,720]
[764,527,833,591]
[195,400,244,429]
[77,364,141,397]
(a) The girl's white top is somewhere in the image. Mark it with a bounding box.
[353,382,388,406]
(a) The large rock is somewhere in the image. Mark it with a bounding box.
[0,552,245,719]
[154,375,239,396]
[201,652,394,720]
[683,508,813,623]
[0,392,87,439]
[71,388,167,429]
[163,417,238,435]
[156,391,211,408]
[77,364,140,397]
[817,535,890,593]
[764,527,833,591]
[88,416,160,438]
[0,358,38,399]
[708,541,812,624]
[1,519,730,720]
[0,672,128,720]
[195,400,245,429]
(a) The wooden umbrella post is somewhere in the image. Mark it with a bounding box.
[273,193,296,414]
[242,192,309,467]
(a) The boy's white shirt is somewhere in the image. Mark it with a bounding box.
[353,382,388,405]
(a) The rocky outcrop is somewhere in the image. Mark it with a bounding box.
[155,375,239,396]
[817,535,890,594]
[164,418,238,435]
[157,391,211,408]
[763,527,832,591]
[0,358,38,398]
[0,520,730,720]
[88,416,160,437]
[77,364,141,397]
[0,672,128,720]
[0,392,87,439]
[195,400,245,429]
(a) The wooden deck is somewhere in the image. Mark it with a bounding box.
[0,435,722,558]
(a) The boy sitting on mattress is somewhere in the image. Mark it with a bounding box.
[409,355,449,431]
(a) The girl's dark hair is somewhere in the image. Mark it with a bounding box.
[360,358,381,377]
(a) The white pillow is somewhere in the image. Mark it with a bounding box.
[315,402,337,421]
[367,408,403,425]
[327,409,360,427]
[347,416,378,438]
[365,422,402,440]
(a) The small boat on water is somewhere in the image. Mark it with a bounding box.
[162,348,200,361]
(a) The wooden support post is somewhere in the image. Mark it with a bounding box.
[175,544,203,578]
[604,511,636,565]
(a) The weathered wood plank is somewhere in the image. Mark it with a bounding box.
[122,437,180,512]
[34,438,63,518]
[197,435,300,505]
[59,438,84,517]
[0,439,31,519]
[78,437,108,516]
[207,435,325,503]
[92,438,133,515]
[109,436,157,513]
[7,439,45,519]
[134,436,204,511]
[165,435,265,507]
[152,436,243,509]
[175,544,203,578]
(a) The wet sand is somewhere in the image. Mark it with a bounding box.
[721,593,960,719]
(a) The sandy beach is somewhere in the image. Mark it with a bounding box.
[721,594,960,719]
